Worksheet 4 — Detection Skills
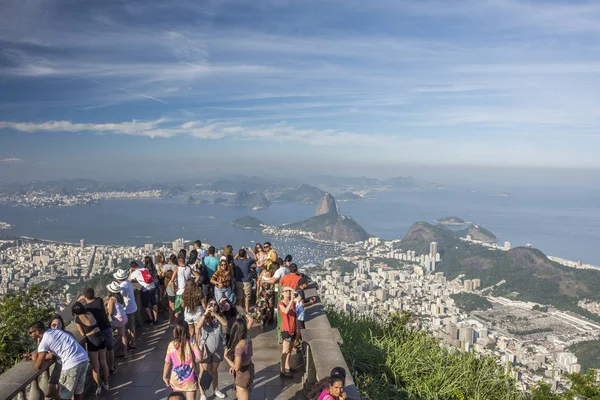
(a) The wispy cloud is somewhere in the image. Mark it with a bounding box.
[0,119,387,146]
[0,157,24,163]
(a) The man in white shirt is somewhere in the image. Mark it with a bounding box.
[194,240,207,264]
[29,321,88,400]
[170,256,200,317]
[128,260,159,325]
[114,268,138,348]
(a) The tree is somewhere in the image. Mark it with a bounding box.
[0,286,58,373]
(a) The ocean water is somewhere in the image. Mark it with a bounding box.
[1,184,599,265]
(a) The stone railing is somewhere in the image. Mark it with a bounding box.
[302,283,362,399]
[0,287,144,400]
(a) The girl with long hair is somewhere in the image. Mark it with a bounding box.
[253,243,267,274]
[72,302,109,394]
[252,266,276,327]
[164,269,176,325]
[181,280,205,340]
[224,317,254,400]
[162,320,201,400]
[106,281,129,358]
[156,252,167,299]
[210,259,233,303]
[198,299,228,399]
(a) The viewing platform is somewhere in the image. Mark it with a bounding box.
[0,284,361,400]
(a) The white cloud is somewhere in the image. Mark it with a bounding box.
[0,119,389,146]
[0,157,24,163]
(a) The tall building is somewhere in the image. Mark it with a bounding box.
[172,238,185,251]
[504,241,511,250]
[464,279,473,292]
[80,239,85,248]
[144,244,154,251]
[430,241,438,258]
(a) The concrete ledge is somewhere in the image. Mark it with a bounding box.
[302,283,362,400]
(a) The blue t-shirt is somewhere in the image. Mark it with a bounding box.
[233,258,256,282]
[204,256,219,279]
[295,288,306,321]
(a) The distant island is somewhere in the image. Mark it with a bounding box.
[233,216,267,230]
[337,191,363,202]
[187,196,210,205]
[435,216,466,225]
[228,190,271,210]
[232,193,369,243]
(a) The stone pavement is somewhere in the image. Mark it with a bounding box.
[99,319,305,400]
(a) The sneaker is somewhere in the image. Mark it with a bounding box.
[101,383,110,391]
[95,387,102,395]
[109,366,117,375]
[214,389,226,399]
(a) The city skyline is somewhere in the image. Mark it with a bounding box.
[1,0,600,181]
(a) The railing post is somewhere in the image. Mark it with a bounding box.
[27,376,44,400]
[38,369,50,398]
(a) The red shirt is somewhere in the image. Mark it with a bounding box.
[278,301,296,334]
[279,273,301,289]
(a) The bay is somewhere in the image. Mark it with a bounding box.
[1,184,599,265]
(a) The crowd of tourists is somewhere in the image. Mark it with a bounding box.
[25,240,351,400]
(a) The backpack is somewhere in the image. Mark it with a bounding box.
[140,269,154,284]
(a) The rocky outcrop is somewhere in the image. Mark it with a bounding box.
[316,193,339,216]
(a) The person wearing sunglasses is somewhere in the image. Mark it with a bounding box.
[210,259,234,303]
[47,314,72,400]
[27,321,89,400]
[197,299,228,399]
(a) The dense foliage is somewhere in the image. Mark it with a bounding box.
[327,309,524,399]
[450,293,493,312]
[327,309,600,400]
[0,286,57,373]
[569,340,600,373]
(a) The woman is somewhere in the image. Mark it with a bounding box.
[224,318,254,400]
[218,297,254,343]
[317,375,346,400]
[308,367,347,400]
[156,252,167,299]
[182,280,204,341]
[163,320,201,400]
[164,269,177,325]
[210,259,233,303]
[198,299,228,399]
[253,243,267,275]
[222,245,234,258]
[72,302,109,394]
[48,314,70,399]
[106,281,129,358]
[252,267,275,327]
[278,286,296,378]
[144,255,160,292]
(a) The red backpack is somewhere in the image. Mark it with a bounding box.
[140,268,154,284]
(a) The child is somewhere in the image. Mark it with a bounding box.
[294,275,316,349]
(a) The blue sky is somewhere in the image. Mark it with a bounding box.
[1,0,600,181]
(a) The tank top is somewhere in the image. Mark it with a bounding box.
[278,301,296,334]
[234,336,253,363]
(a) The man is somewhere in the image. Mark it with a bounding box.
[79,287,115,374]
[294,275,317,347]
[28,321,89,400]
[263,242,278,271]
[280,263,301,289]
[128,260,159,325]
[194,240,207,265]
[114,268,138,349]
[263,260,290,289]
[203,246,219,279]
[170,256,200,316]
[233,248,256,313]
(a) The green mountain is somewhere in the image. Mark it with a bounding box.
[285,213,369,243]
[269,184,324,203]
[228,190,271,209]
[397,222,600,320]
[337,191,363,202]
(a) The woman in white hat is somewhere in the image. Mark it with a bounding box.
[106,281,129,358]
